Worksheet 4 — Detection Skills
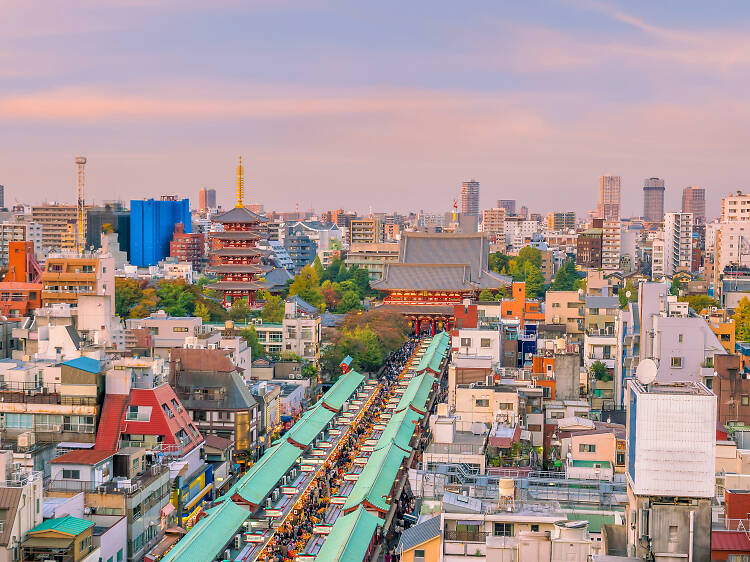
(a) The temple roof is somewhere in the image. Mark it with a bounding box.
[400,232,490,280]
[206,264,270,274]
[210,247,262,257]
[211,281,266,291]
[372,263,477,291]
[212,206,267,224]
[210,231,261,241]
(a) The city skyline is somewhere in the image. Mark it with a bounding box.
[2,1,750,215]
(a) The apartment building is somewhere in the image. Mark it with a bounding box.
[344,242,399,280]
[601,221,621,271]
[41,251,115,310]
[349,218,382,245]
[545,290,584,346]
[663,212,694,275]
[31,205,78,251]
[546,211,576,232]
[0,223,41,268]
[481,208,506,238]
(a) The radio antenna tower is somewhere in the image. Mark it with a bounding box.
[75,156,87,253]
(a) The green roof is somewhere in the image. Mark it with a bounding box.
[377,407,420,451]
[396,373,436,413]
[254,322,283,328]
[161,500,249,562]
[322,370,366,411]
[315,506,382,561]
[233,441,302,505]
[571,460,612,468]
[414,331,450,374]
[565,512,615,533]
[285,404,336,447]
[343,442,408,512]
[29,516,94,536]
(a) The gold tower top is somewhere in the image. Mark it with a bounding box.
[235,156,244,208]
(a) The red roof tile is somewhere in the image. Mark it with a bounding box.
[51,449,115,465]
[713,530,750,551]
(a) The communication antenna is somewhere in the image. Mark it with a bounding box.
[75,156,87,254]
[636,358,657,386]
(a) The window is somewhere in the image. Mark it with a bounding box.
[527,424,542,432]
[62,469,81,479]
[414,549,425,562]
[530,524,539,532]
[493,522,513,536]
[678,334,683,343]
[552,302,561,308]
[616,452,625,465]
[589,308,599,315]
[671,357,683,368]
[742,395,749,406]
[161,404,174,418]
[579,444,596,453]
[117,549,123,562]
[460,338,472,347]
[497,403,513,410]
[475,399,490,408]
[172,327,189,332]
[480,338,491,348]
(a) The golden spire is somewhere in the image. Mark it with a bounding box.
[235,156,244,208]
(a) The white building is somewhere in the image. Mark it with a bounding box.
[651,233,665,280]
[721,190,750,222]
[663,212,693,275]
[601,221,621,271]
[0,222,42,267]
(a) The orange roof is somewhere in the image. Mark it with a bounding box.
[0,282,43,290]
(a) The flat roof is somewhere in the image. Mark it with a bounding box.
[630,379,713,396]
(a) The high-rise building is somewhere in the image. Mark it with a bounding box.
[130,197,191,267]
[0,185,4,209]
[597,175,621,221]
[601,221,622,271]
[546,211,576,231]
[86,203,129,250]
[663,212,694,275]
[198,188,217,214]
[682,186,706,224]
[31,204,78,251]
[642,177,665,222]
[481,208,505,237]
[169,223,205,271]
[460,180,480,216]
[497,199,516,215]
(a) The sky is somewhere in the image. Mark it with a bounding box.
[2,1,750,217]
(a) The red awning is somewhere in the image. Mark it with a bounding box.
[712,530,750,551]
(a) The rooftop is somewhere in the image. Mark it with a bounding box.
[51,449,115,465]
[61,356,101,374]
[630,380,714,396]
[28,516,94,536]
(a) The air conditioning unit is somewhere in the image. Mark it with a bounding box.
[272,489,280,502]
[234,534,242,550]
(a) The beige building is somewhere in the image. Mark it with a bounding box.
[344,242,399,280]
[41,251,115,310]
[597,175,621,222]
[0,463,43,562]
[721,190,750,222]
[545,290,584,342]
[546,211,576,232]
[348,218,382,245]
[601,221,621,271]
[31,205,78,251]
[663,212,693,275]
[0,222,42,267]
[481,208,505,237]
[282,296,321,364]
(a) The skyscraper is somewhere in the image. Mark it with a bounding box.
[498,199,516,215]
[682,185,706,224]
[198,187,217,213]
[460,180,480,216]
[642,178,665,222]
[0,185,4,209]
[130,196,191,267]
[597,175,621,221]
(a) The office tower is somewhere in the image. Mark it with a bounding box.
[642,178,665,222]
[663,212,694,275]
[682,186,706,224]
[460,180,480,216]
[0,185,4,208]
[198,187,217,213]
[130,196,191,267]
[31,204,78,251]
[86,203,129,250]
[597,175,621,221]
[546,211,576,231]
[481,208,505,236]
[497,199,516,215]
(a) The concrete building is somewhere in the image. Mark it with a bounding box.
[576,220,603,269]
[663,212,693,275]
[601,221,621,271]
[41,251,115,310]
[344,242,399,280]
[125,312,204,359]
[31,204,77,251]
[722,191,750,222]
[0,223,41,268]
[460,180,480,216]
[546,211,576,232]
[544,290,584,346]
[130,197,191,267]
[625,380,715,560]
[597,175,621,222]
[280,296,321,364]
[651,232,665,279]
[642,178,665,223]
[349,218,382,245]
[497,200,516,216]
[0,463,43,562]
[682,185,706,224]
[197,187,216,214]
[481,208,505,239]
[168,223,204,271]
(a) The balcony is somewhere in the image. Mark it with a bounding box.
[444,530,489,542]
[48,464,168,496]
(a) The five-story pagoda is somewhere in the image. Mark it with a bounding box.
[208,157,268,308]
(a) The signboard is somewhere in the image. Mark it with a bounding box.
[343,473,359,482]
[313,524,332,534]
[245,533,265,543]
[265,509,282,517]
[281,486,298,495]
[300,464,315,472]
[329,495,347,504]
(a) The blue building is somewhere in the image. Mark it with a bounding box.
[130,198,191,267]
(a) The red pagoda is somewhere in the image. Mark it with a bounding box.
[208,157,268,308]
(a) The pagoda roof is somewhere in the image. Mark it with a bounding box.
[210,231,261,241]
[211,281,266,291]
[400,232,487,280]
[207,264,270,274]
[212,206,267,224]
[210,247,262,257]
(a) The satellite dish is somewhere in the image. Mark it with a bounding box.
[636,359,658,385]
[625,291,632,299]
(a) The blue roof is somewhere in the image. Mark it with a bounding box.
[340,355,353,367]
[61,356,101,374]
[397,515,441,553]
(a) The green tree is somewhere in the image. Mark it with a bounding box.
[229,299,252,323]
[734,297,750,342]
[589,360,611,382]
[351,267,371,297]
[337,290,362,313]
[549,260,578,292]
[489,253,511,274]
[261,294,285,323]
[130,287,159,318]
[312,255,325,278]
[194,301,211,322]
[240,326,267,359]
[524,264,545,298]
[517,246,542,269]
[302,362,319,379]
[115,278,143,318]
[478,289,494,301]
[618,281,638,310]
[669,277,682,296]
[288,265,325,310]
[680,294,719,313]
[155,280,196,316]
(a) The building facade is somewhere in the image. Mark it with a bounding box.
[460,180,480,216]
[642,177,665,222]
[597,175,621,221]
[682,185,706,224]
[130,197,191,267]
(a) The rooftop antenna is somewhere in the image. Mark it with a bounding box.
[75,156,87,254]
[636,358,658,387]
[235,156,244,208]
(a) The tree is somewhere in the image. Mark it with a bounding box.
[734,297,750,342]
[312,255,325,278]
[155,279,196,317]
[351,267,371,297]
[337,290,362,313]
[302,362,319,379]
[669,277,682,296]
[194,302,211,322]
[549,260,578,292]
[489,252,511,274]
[261,294,285,323]
[517,246,542,269]
[679,294,719,313]
[618,281,638,310]
[478,289,494,301]
[589,360,611,382]
[240,326,266,359]
[129,287,158,318]
[524,265,545,299]
[289,265,325,310]
[229,299,252,323]
[115,278,143,318]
